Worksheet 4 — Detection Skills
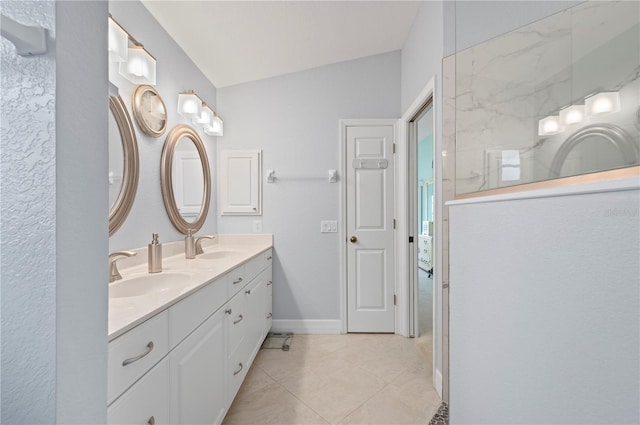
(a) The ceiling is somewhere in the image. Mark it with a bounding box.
[141,1,421,88]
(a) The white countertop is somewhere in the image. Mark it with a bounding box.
[108,234,273,341]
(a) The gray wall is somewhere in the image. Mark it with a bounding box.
[109,0,218,252]
[217,51,400,323]
[449,185,640,423]
[56,1,109,423]
[1,2,57,423]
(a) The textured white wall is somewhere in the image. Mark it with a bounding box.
[108,0,218,252]
[0,2,56,423]
[448,181,639,423]
[217,51,400,322]
[55,1,109,423]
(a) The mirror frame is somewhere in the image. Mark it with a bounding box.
[161,124,211,234]
[109,95,140,235]
[549,123,639,178]
[131,84,168,138]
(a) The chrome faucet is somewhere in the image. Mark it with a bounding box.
[195,235,215,255]
[109,251,137,283]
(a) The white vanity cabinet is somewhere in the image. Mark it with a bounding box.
[108,247,273,425]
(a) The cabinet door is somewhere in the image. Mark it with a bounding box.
[108,359,169,425]
[264,267,273,338]
[169,308,226,425]
[245,275,266,362]
[219,150,261,215]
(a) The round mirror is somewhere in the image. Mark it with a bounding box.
[161,125,211,234]
[549,124,639,178]
[109,95,139,235]
[132,84,167,137]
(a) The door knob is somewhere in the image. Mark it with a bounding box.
[350,236,357,243]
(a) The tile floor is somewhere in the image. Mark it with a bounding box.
[223,334,441,425]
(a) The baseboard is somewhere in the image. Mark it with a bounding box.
[435,368,443,398]
[271,320,342,334]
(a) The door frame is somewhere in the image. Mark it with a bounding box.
[396,77,443,397]
[339,119,398,334]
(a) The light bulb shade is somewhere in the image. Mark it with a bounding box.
[193,104,214,126]
[585,91,621,116]
[118,46,156,85]
[538,115,562,136]
[177,92,201,119]
[204,115,224,136]
[108,18,128,62]
[559,104,585,126]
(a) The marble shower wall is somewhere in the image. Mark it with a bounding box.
[453,0,640,195]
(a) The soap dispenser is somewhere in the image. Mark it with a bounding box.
[148,233,162,273]
[185,229,195,259]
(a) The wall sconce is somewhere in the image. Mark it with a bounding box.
[538,115,562,136]
[559,104,585,126]
[194,102,214,126]
[177,91,202,119]
[109,15,157,86]
[204,114,224,137]
[585,91,621,117]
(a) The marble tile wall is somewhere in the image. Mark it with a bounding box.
[453,0,640,195]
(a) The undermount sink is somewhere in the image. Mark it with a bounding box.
[109,272,192,299]
[198,250,242,260]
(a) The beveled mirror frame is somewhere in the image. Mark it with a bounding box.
[132,84,167,138]
[109,95,140,235]
[161,124,211,234]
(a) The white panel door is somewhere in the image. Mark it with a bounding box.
[346,124,395,333]
[219,150,261,215]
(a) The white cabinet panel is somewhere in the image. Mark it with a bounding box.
[170,308,227,425]
[219,150,261,215]
[265,267,273,338]
[108,359,170,425]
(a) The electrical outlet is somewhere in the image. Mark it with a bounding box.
[253,220,262,233]
[321,220,338,233]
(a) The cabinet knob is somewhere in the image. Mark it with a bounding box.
[267,281,272,286]
[225,309,232,315]
[245,289,251,295]
[148,416,155,425]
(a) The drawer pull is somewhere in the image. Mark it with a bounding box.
[266,313,272,319]
[245,289,251,295]
[267,281,273,286]
[233,315,244,325]
[233,362,244,376]
[148,416,155,425]
[233,277,243,285]
[266,255,272,260]
[225,308,232,314]
[122,341,154,366]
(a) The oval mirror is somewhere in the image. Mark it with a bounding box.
[109,95,139,236]
[549,124,639,178]
[132,84,167,137]
[161,125,211,234]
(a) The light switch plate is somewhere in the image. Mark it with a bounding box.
[253,220,262,233]
[321,220,337,233]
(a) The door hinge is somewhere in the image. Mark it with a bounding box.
[409,236,414,243]
[393,143,396,154]
[393,294,397,305]
[393,218,396,229]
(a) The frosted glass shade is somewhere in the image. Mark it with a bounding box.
[204,115,224,136]
[108,18,128,62]
[177,92,201,119]
[538,115,562,136]
[193,104,214,126]
[559,105,585,126]
[585,92,621,116]
[118,46,156,85]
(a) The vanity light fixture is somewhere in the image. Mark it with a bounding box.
[538,115,562,136]
[585,91,621,117]
[108,16,128,62]
[109,15,157,86]
[177,90,202,120]
[559,104,586,126]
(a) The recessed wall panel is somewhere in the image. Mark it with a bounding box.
[355,170,385,229]
[355,249,386,310]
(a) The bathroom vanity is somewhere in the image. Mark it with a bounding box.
[107,235,273,425]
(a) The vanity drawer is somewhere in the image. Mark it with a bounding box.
[226,290,248,360]
[264,249,273,267]
[169,274,228,349]
[108,311,169,404]
[244,253,265,283]
[108,358,170,424]
[226,265,247,296]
